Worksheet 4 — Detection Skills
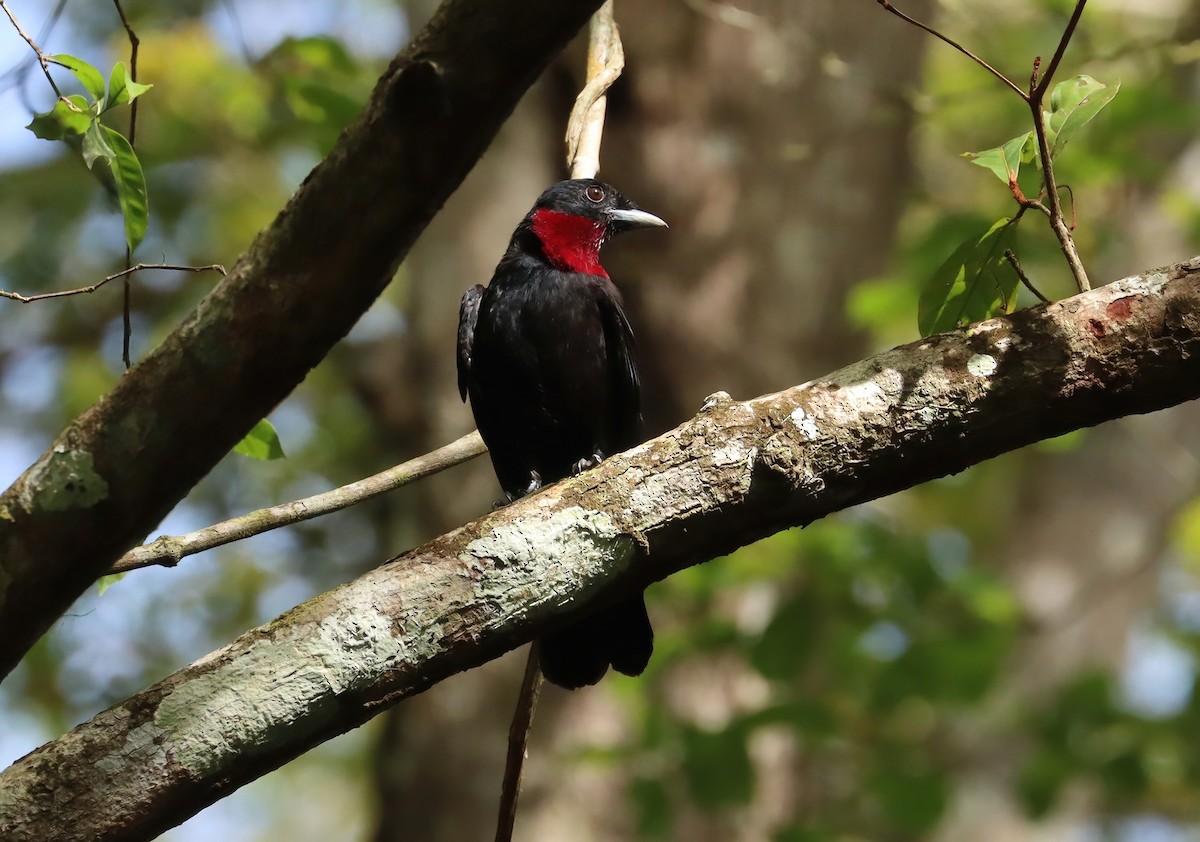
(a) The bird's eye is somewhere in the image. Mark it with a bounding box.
[585,185,605,203]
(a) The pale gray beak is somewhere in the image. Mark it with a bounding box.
[608,208,669,231]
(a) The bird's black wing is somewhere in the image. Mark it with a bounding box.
[456,284,486,402]
[597,289,643,447]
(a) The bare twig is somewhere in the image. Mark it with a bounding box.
[497,6,626,841]
[1034,0,1089,100]
[109,430,487,575]
[112,1,139,145]
[1004,248,1050,304]
[1061,184,1077,231]
[495,644,544,842]
[113,0,141,367]
[0,0,66,100]
[874,0,1026,100]
[1025,9,1092,293]
[0,263,226,304]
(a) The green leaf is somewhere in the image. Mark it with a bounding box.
[106,62,153,110]
[870,766,949,832]
[234,418,286,460]
[682,726,755,808]
[97,572,126,596]
[1018,747,1074,817]
[629,777,673,838]
[750,592,819,680]
[26,95,91,140]
[98,126,149,252]
[965,132,1033,184]
[1043,75,1120,159]
[81,119,116,170]
[918,218,1021,336]
[50,54,106,101]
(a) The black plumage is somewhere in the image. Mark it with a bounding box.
[456,179,667,688]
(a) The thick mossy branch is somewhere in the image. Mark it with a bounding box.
[2,260,1198,842]
[0,0,605,682]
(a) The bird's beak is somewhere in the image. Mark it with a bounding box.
[608,208,669,230]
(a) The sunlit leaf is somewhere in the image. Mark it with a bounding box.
[99,126,149,252]
[1044,75,1120,158]
[26,95,91,140]
[1170,497,1200,575]
[966,132,1034,184]
[234,418,286,460]
[272,35,357,73]
[51,53,106,101]
[1036,429,1087,453]
[106,61,154,110]
[96,572,125,595]
[918,218,1020,336]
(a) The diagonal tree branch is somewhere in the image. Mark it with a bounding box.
[0,0,606,683]
[2,259,1198,842]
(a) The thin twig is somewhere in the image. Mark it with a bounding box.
[1026,14,1091,293]
[112,0,139,145]
[113,0,141,367]
[0,0,65,100]
[1004,248,1050,304]
[874,0,1027,100]
[1034,0,1089,100]
[1061,184,1077,231]
[0,263,226,304]
[109,430,487,575]
[494,644,544,842]
[496,7,625,842]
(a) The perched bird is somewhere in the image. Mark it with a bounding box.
[457,178,668,689]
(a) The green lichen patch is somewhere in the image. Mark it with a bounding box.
[25,449,110,513]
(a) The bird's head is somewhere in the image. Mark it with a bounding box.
[519,179,667,277]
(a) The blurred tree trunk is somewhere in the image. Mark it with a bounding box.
[361,2,931,840]
[360,86,560,841]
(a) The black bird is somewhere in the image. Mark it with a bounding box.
[456,178,668,689]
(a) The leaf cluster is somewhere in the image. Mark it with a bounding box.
[27,54,152,254]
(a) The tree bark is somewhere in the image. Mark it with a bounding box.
[0,0,606,682]
[1,260,1197,842]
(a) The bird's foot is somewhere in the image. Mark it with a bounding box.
[571,451,605,476]
[701,390,733,411]
[505,470,544,501]
[492,471,544,509]
[524,470,544,495]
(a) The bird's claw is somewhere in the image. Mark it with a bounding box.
[571,451,605,476]
[701,390,733,411]
[524,471,544,494]
[493,471,544,508]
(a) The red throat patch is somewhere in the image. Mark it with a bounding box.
[530,209,609,277]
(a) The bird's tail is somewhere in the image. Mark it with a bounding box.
[539,594,653,690]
